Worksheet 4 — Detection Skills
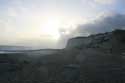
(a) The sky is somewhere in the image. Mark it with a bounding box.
[0,0,125,48]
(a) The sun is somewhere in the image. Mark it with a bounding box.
[40,16,62,40]
[27,15,79,41]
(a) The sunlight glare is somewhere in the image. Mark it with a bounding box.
[40,16,61,40]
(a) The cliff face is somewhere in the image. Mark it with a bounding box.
[66,33,111,49]
[66,37,92,49]
[62,29,125,82]
[66,29,125,53]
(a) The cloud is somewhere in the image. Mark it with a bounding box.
[75,14,125,36]
[93,0,116,5]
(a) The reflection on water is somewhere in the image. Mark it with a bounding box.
[0,51,21,54]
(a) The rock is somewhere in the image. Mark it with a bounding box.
[62,64,80,81]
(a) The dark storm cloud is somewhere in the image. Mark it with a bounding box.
[76,14,125,36]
